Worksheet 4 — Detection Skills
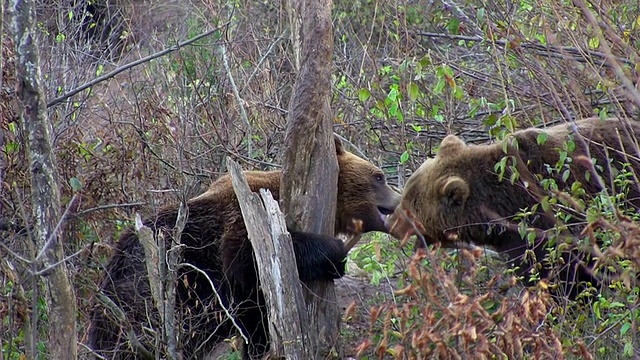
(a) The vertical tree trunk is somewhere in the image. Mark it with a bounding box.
[9,0,78,358]
[229,159,313,359]
[281,0,341,358]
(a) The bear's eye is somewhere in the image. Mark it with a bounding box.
[373,173,385,183]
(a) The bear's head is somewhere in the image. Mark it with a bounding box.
[335,137,401,235]
[386,135,471,245]
[386,134,528,249]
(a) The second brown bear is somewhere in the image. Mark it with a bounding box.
[389,117,640,298]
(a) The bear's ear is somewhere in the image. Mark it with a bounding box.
[440,176,469,207]
[438,135,466,157]
[334,134,345,155]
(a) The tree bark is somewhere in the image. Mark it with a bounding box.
[9,0,78,358]
[228,159,313,359]
[281,0,341,358]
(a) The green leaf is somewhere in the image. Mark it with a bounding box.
[96,64,104,77]
[494,156,508,181]
[477,8,485,22]
[571,181,582,193]
[69,177,83,192]
[623,342,633,357]
[509,170,519,184]
[446,18,460,34]
[5,141,19,154]
[407,82,419,102]
[419,55,431,68]
[387,85,399,102]
[443,65,454,78]
[588,37,600,49]
[389,103,398,117]
[558,151,568,166]
[620,322,631,336]
[400,151,409,164]
[502,115,516,132]
[358,88,371,102]
[453,86,464,100]
[433,79,445,95]
[541,196,550,212]
[536,132,548,145]
[598,107,608,120]
[484,113,498,126]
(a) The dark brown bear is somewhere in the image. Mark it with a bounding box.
[87,137,400,360]
[388,117,640,298]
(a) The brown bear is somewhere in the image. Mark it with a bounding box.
[387,117,640,298]
[87,136,401,360]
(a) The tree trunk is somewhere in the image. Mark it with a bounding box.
[9,0,78,358]
[228,159,313,359]
[281,0,341,358]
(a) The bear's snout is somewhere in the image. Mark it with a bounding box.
[376,187,402,215]
[377,205,395,215]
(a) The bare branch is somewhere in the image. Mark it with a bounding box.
[220,43,251,155]
[177,262,249,345]
[415,31,634,66]
[573,0,640,108]
[35,194,78,262]
[47,22,230,108]
[76,202,145,216]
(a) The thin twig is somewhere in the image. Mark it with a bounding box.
[77,202,145,216]
[35,194,79,262]
[177,262,249,346]
[573,0,640,108]
[47,22,230,108]
[242,31,288,92]
[415,31,633,66]
[220,43,252,155]
[33,247,87,276]
[77,342,108,360]
[0,239,33,264]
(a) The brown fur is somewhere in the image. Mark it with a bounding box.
[87,137,400,360]
[200,140,400,235]
[388,118,640,297]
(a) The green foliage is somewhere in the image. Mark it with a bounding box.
[348,234,402,286]
[163,17,223,102]
[1,284,50,360]
[504,138,640,356]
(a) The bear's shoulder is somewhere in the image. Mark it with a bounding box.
[192,170,282,202]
